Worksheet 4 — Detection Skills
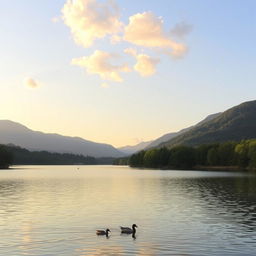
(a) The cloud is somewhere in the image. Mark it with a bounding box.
[61,2,192,84]
[71,50,131,82]
[62,0,123,47]
[134,54,159,77]
[110,34,123,44]
[170,21,193,39]
[23,78,39,88]
[124,48,159,77]
[124,12,187,58]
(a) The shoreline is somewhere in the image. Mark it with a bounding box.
[129,165,254,172]
[193,165,247,172]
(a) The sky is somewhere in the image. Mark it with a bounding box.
[0,0,255,147]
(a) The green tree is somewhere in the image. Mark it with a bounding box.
[143,149,159,168]
[207,147,219,165]
[129,151,145,167]
[195,144,216,165]
[169,146,195,169]
[157,147,170,167]
[235,140,250,167]
[217,141,237,166]
[248,140,256,168]
[0,145,13,168]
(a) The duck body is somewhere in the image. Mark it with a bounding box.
[120,224,137,234]
[96,229,110,236]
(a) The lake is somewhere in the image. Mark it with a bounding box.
[0,165,256,255]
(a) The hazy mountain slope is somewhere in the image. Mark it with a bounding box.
[118,141,152,155]
[0,120,124,158]
[146,112,221,149]
[160,100,256,148]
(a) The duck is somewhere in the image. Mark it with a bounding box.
[96,229,111,236]
[120,224,138,234]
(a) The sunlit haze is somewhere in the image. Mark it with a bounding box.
[0,0,255,147]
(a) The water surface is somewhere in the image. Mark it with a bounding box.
[0,165,256,255]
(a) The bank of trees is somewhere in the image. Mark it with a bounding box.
[9,146,97,165]
[129,139,256,170]
[0,144,114,166]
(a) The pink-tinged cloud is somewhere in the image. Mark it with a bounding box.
[134,54,159,77]
[124,48,159,77]
[62,0,123,47]
[124,12,187,58]
[71,50,131,82]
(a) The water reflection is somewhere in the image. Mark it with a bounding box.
[182,177,256,233]
[0,166,256,255]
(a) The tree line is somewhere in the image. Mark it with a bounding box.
[118,139,256,170]
[0,144,116,168]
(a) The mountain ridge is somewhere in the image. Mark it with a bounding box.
[145,112,222,150]
[118,113,222,155]
[160,100,256,148]
[0,120,124,158]
[118,141,152,155]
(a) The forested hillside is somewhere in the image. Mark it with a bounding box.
[160,100,256,148]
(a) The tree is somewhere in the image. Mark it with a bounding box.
[248,140,256,168]
[217,142,237,166]
[143,149,159,168]
[207,147,219,166]
[235,140,250,167]
[157,147,170,167]
[169,146,195,169]
[0,145,13,168]
[195,144,216,165]
[129,151,145,167]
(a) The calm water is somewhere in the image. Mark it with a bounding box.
[0,165,256,256]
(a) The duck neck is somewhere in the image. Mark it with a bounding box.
[132,227,136,234]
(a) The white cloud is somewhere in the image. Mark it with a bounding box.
[61,2,192,83]
[124,48,159,77]
[124,12,187,58]
[23,78,39,88]
[110,34,123,44]
[134,54,159,77]
[170,21,193,39]
[71,50,131,82]
[62,0,123,47]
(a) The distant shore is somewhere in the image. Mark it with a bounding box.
[194,165,246,172]
[125,164,254,172]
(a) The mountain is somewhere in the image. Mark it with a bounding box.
[118,141,152,155]
[160,100,256,148]
[118,112,221,155]
[0,120,124,158]
[145,112,221,149]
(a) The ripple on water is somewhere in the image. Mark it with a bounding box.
[1,166,256,255]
